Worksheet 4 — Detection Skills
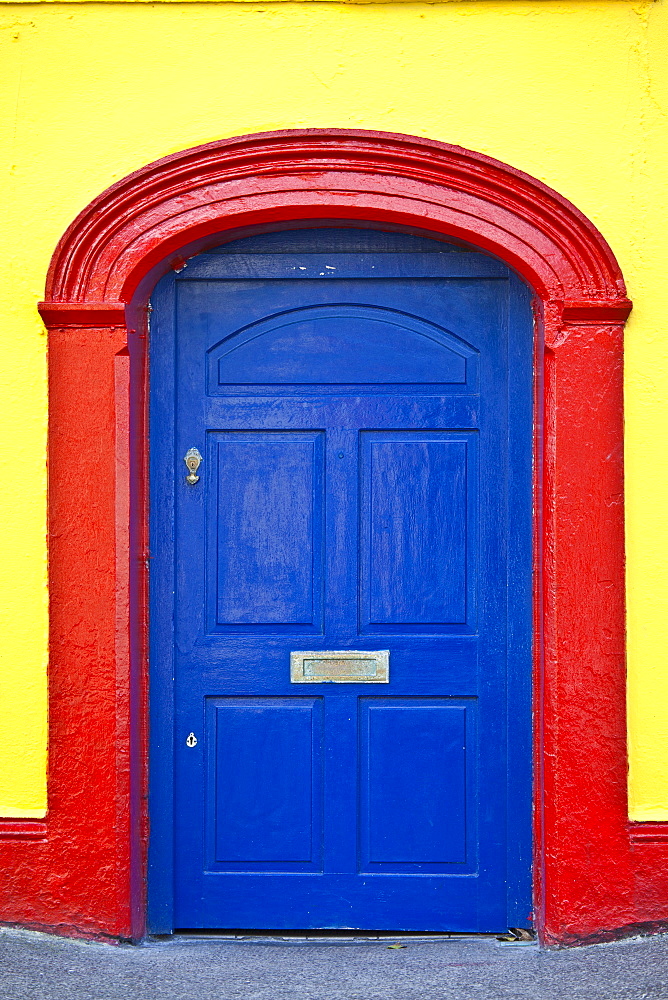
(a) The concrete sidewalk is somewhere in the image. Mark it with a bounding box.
[0,927,666,1000]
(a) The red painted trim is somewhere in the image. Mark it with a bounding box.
[38,303,126,327]
[0,821,47,840]
[42,130,629,308]
[629,823,668,844]
[561,301,633,323]
[0,128,658,945]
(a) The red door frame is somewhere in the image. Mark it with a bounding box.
[1,129,667,945]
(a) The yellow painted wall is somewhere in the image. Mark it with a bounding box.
[0,0,666,819]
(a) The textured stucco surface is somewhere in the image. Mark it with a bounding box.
[0,0,667,817]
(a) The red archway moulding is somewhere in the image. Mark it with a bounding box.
[1,129,666,946]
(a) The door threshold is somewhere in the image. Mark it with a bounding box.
[157,929,501,944]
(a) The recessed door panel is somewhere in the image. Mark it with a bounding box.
[207,698,323,870]
[209,432,324,630]
[360,700,471,869]
[208,304,475,386]
[360,432,475,632]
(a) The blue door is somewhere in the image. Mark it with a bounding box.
[149,229,533,932]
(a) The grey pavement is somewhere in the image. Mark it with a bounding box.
[1,926,667,1000]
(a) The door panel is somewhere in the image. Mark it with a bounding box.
[148,228,533,933]
[208,698,323,870]
[360,700,470,868]
[211,432,324,629]
[209,304,473,386]
[360,432,474,629]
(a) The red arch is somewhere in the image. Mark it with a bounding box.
[2,130,666,946]
[41,129,629,325]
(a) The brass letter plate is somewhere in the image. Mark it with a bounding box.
[290,650,389,684]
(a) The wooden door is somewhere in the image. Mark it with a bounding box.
[148,229,533,932]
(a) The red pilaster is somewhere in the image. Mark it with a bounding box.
[0,322,135,940]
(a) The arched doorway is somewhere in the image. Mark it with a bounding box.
[15,130,638,944]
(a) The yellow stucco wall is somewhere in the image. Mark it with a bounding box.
[0,0,666,819]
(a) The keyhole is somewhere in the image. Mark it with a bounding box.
[186,732,197,747]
